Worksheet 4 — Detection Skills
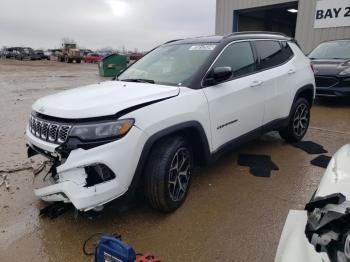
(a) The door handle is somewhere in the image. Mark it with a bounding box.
[250,80,263,87]
[288,68,296,74]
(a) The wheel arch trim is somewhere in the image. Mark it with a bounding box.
[127,121,211,195]
[293,84,315,106]
[287,84,315,120]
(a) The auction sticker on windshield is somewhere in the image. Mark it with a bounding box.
[189,45,216,51]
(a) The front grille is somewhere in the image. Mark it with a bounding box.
[48,124,59,142]
[315,76,340,88]
[29,115,71,144]
[58,126,70,143]
[41,122,49,140]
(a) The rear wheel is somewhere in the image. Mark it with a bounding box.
[64,56,72,63]
[279,97,310,143]
[144,136,193,212]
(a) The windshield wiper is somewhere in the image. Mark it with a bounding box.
[121,78,155,84]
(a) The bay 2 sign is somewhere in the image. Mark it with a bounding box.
[314,0,350,29]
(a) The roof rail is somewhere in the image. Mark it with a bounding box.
[163,39,184,45]
[224,31,289,39]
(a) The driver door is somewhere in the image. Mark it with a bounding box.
[202,41,267,151]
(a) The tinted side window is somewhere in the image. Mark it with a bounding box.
[281,41,294,61]
[255,40,285,70]
[213,41,256,78]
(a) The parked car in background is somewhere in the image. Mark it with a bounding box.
[35,49,50,60]
[6,49,17,59]
[26,32,315,213]
[83,53,102,63]
[129,52,143,61]
[48,49,61,61]
[309,39,350,98]
[1,47,40,60]
[15,47,40,60]
[44,50,51,60]
[80,49,93,57]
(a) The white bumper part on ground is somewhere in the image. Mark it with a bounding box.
[27,126,146,211]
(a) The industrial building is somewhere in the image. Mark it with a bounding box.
[216,0,350,53]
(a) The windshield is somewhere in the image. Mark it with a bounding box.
[309,41,350,59]
[118,43,217,86]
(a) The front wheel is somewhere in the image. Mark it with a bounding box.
[144,136,193,212]
[279,98,310,143]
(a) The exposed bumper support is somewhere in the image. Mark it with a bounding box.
[26,125,147,211]
[34,171,122,211]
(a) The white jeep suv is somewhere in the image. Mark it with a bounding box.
[26,32,315,212]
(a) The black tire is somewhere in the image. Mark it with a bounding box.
[144,136,193,212]
[76,59,81,63]
[65,56,72,63]
[279,97,310,143]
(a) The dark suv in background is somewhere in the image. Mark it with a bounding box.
[309,40,350,98]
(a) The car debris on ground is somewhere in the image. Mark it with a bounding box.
[0,174,10,190]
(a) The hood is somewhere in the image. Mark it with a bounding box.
[311,59,350,76]
[315,144,350,199]
[32,81,179,119]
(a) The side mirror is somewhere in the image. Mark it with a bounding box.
[206,67,233,85]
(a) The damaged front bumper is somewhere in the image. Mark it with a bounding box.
[26,125,146,211]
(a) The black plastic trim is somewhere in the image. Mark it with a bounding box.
[292,84,315,107]
[27,143,58,161]
[127,121,211,197]
[305,193,346,212]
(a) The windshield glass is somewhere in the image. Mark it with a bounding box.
[309,41,350,59]
[118,43,217,86]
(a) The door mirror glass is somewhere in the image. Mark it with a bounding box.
[213,66,233,82]
[206,66,233,85]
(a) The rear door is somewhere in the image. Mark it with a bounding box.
[203,41,267,151]
[253,40,296,125]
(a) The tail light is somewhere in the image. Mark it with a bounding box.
[310,63,315,73]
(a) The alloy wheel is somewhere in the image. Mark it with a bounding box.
[293,103,309,137]
[168,147,191,202]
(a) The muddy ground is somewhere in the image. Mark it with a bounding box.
[0,59,349,262]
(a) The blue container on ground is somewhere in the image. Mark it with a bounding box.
[95,235,136,262]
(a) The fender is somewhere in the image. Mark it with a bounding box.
[282,83,315,123]
[292,84,315,107]
[126,121,211,198]
[276,83,315,130]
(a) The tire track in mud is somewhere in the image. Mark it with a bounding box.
[0,165,33,174]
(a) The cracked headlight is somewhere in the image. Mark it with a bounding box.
[339,67,350,76]
[70,119,134,141]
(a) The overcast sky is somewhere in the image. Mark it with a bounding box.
[0,0,216,51]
